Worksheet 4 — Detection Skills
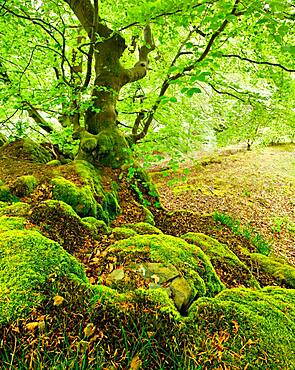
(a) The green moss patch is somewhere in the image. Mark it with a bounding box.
[98,234,224,312]
[51,177,98,218]
[0,202,30,217]
[182,232,258,288]
[111,226,138,240]
[0,139,52,163]
[0,185,19,203]
[29,200,97,253]
[0,216,26,233]
[0,229,87,325]
[189,287,295,369]
[250,253,295,288]
[12,175,38,197]
[82,217,109,236]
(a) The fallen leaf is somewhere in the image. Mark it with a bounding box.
[129,354,142,370]
[26,322,39,331]
[53,295,64,306]
[84,323,96,337]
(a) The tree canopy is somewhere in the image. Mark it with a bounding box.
[0,0,294,165]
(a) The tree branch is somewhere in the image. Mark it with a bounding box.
[123,25,155,84]
[222,54,295,72]
[208,82,246,102]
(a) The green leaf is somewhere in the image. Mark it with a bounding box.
[169,97,177,103]
[186,87,202,97]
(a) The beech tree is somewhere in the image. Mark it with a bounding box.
[0,0,294,167]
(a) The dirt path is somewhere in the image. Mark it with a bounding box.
[152,144,295,265]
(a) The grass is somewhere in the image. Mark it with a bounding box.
[212,212,271,255]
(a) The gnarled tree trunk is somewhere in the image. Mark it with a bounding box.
[65,0,154,168]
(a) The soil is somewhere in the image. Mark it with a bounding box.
[151,144,295,266]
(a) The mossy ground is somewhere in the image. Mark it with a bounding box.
[1,141,295,369]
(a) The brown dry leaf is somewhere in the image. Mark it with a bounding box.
[26,322,39,331]
[84,323,96,337]
[129,354,142,370]
[53,295,64,306]
[232,320,240,333]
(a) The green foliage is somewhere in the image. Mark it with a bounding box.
[212,212,271,255]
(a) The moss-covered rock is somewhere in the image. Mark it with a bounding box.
[51,177,98,217]
[0,229,87,325]
[0,185,19,203]
[75,160,121,222]
[111,226,138,240]
[0,202,30,217]
[0,139,52,163]
[126,222,163,235]
[82,217,109,236]
[99,234,225,312]
[250,253,295,288]
[102,191,121,220]
[182,232,258,288]
[29,200,96,253]
[12,175,38,197]
[189,287,295,369]
[46,159,62,166]
[0,216,26,233]
[142,205,155,225]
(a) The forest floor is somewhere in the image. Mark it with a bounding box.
[151,143,295,266]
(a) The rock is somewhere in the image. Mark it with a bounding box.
[170,277,193,311]
[140,262,179,284]
[112,227,137,240]
[107,268,125,283]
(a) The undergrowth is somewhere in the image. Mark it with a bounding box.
[212,212,271,255]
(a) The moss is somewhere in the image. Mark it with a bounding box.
[74,160,104,199]
[51,177,97,217]
[75,160,120,222]
[0,185,19,203]
[0,229,87,325]
[92,284,180,319]
[107,234,224,300]
[188,287,295,369]
[181,232,258,288]
[142,206,155,225]
[126,222,163,235]
[0,202,30,217]
[12,175,38,197]
[0,216,26,233]
[31,199,79,219]
[23,139,52,163]
[82,217,109,236]
[102,192,121,220]
[29,200,96,253]
[46,159,62,166]
[250,253,295,288]
[111,227,138,240]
